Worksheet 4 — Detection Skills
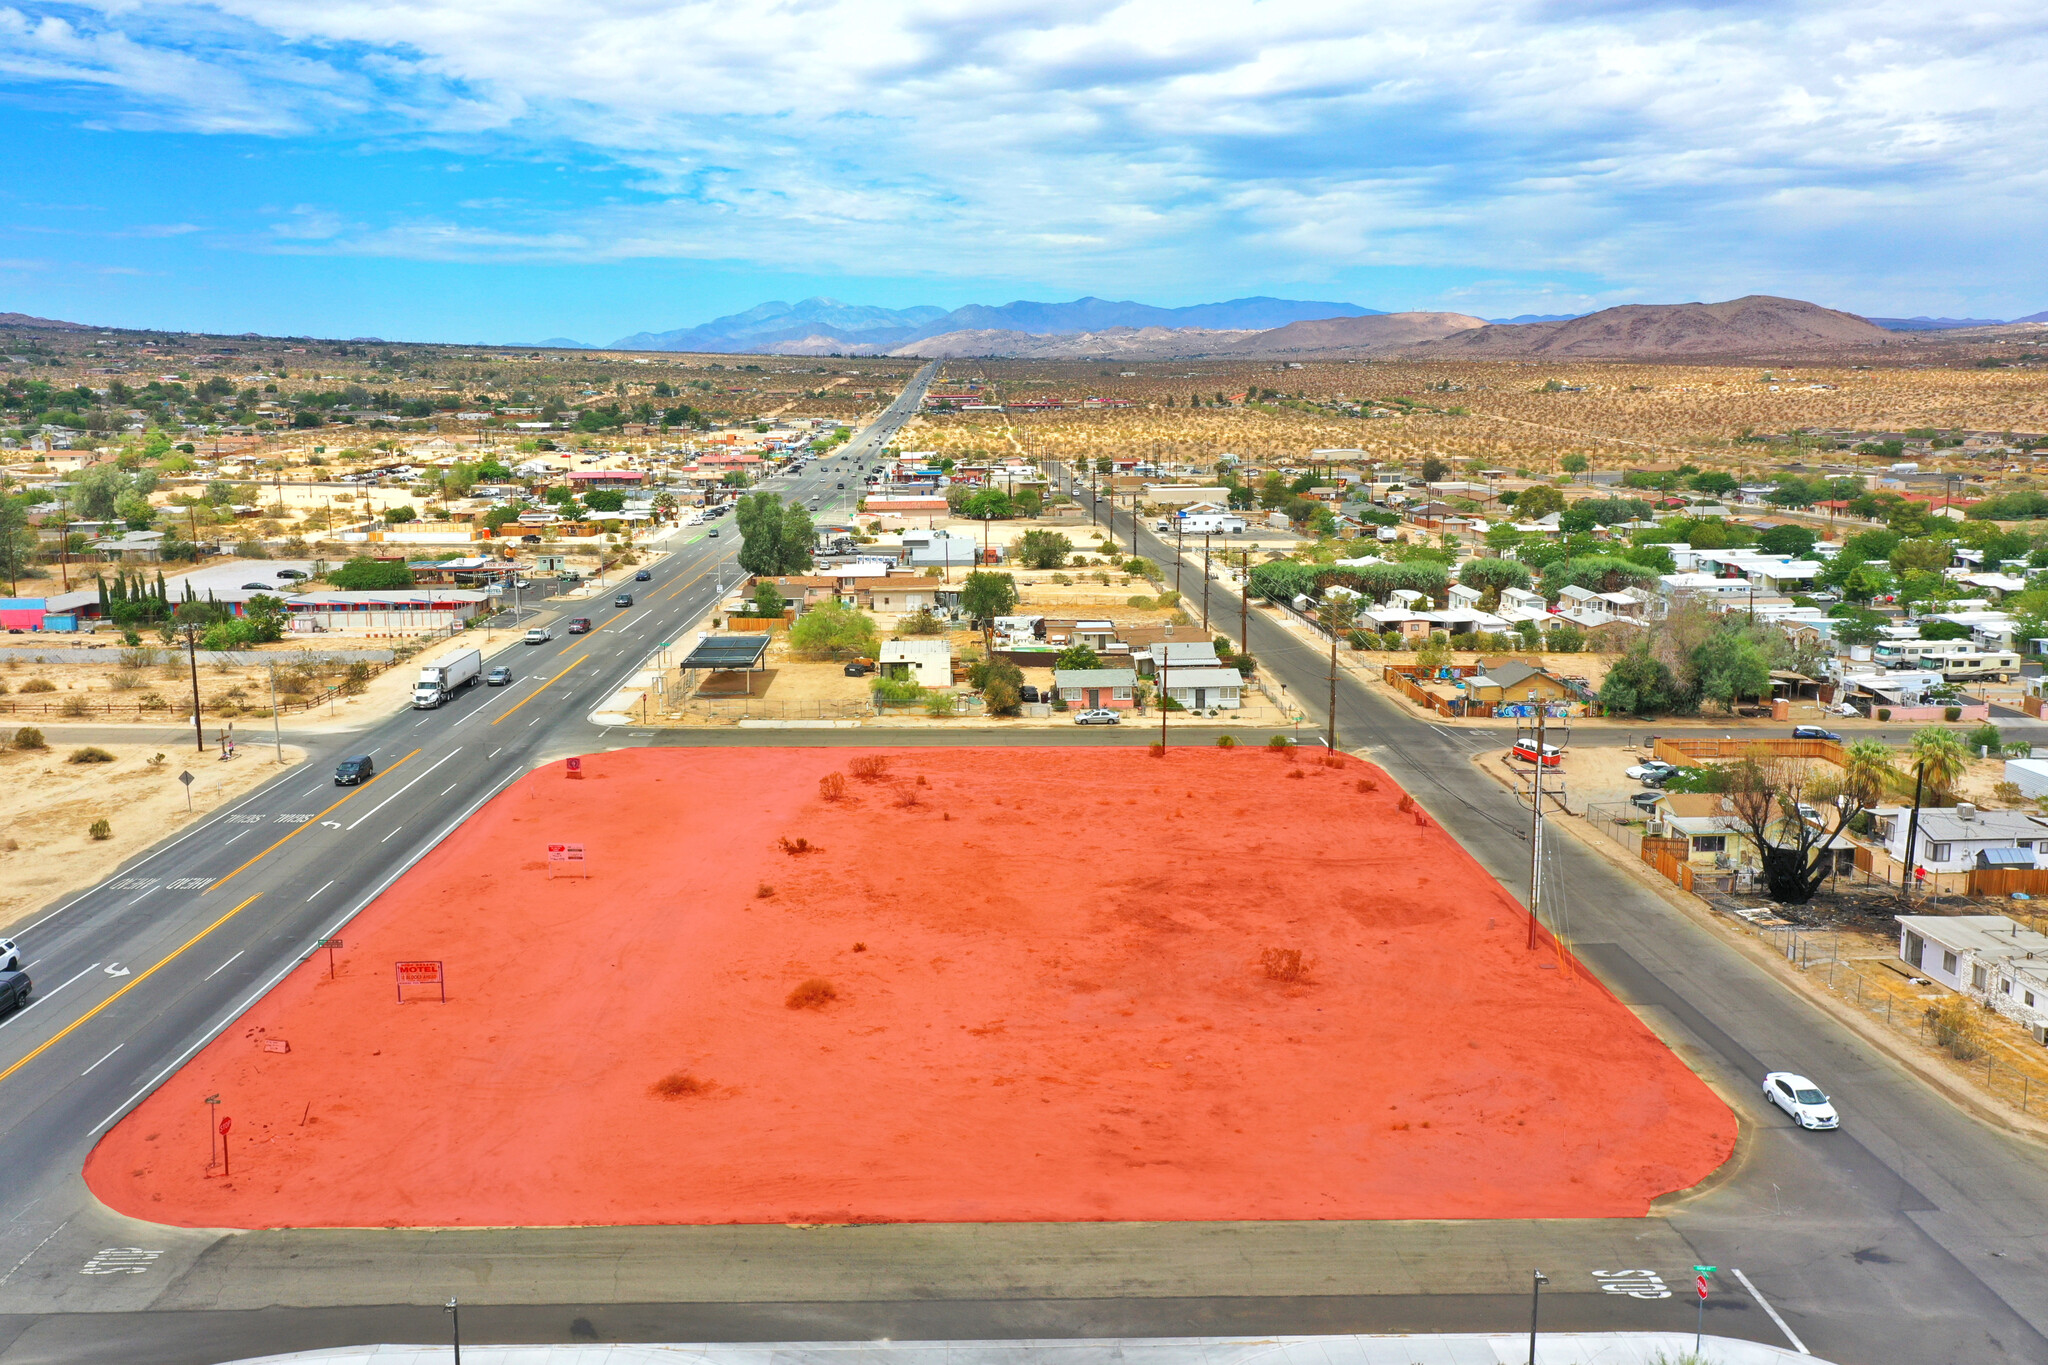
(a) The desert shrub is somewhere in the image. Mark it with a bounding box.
[1398,793,1416,812]
[848,755,889,782]
[60,695,91,717]
[1216,734,1236,747]
[650,1071,713,1098]
[897,608,944,636]
[1155,590,1180,607]
[778,835,822,855]
[340,661,372,695]
[756,882,775,898]
[785,977,838,1010]
[68,746,116,763]
[870,676,923,703]
[15,727,46,749]
[1126,595,1154,609]
[109,670,141,691]
[1877,707,1892,721]
[1267,735,1290,750]
[88,818,112,840]
[1320,753,1344,768]
[1285,768,1305,779]
[1944,706,1962,722]
[891,783,923,808]
[921,691,955,717]
[139,693,169,710]
[1148,741,1165,757]
[0,679,7,694]
[1994,781,2024,807]
[1355,778,1378,792]
[20,678,55,693]
[818,772,847,801]
[146,752,165,766]
[1260,948,1309,982]
[275,670,313,696]
[1926,994,1984,1060]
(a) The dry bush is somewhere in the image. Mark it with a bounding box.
[785,977,838,1009]
[1149,742,1165,758]
[1319,754,1344,769]
[1398,794,1416,812]
[818,772,847,802]
[88,818,112,841]
[848,755,889,782]
[891,783,923,809]
[1267,735,1289,750]
[1260,948,1310,982]
[68,747,115,764]
[19,678,54,693]
[1926,995,1986,1061]
[14,727,46,749]
[755,882,775,898]
[851,941,868,952]
[1285,768,1305,779]
[1355,778,1378,793]
[650,1071,714,1099]
[109,670,141,691]
[60,695,91,717]
[778,836,822,856]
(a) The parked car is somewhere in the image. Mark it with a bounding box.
[524,626,552,644]
[333,754,376,786]
[843,661,871,677]
[1629,791,1665,813]
[0,937,19,972]
[275,568,309,581]
[567,618,592,634]
[1792,725,1841,741]
[0,969,30,1018]
[1074,708,1121,725]
[1510,739,1563,767]
[1763,1072,1840,1130]
[1626,759,1678,782]
[635,569,652,581]
[485,666,513,687]
[1019,684,1042,704]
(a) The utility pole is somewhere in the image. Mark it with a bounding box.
[1202,531,1212,631]
[1175,521,1184,595]
[1327,606,1340,751]
[266,662,282,761]
[1528,1271,1548,1365]
[1528,689,1544,949]
[1158,653,1169,750]
[1902,759,1926,904]
[183,621,206,753]
[56,495,71,592]
[1240,550,1251,656]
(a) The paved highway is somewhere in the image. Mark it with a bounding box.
[1,395,2043,1365]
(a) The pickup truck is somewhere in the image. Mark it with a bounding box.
[524,626,553,644]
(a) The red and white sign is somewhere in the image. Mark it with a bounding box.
[566,756,583,779]
[546,843,587,878]
[218,1117,232,1136]
[1696,1274,1709,1299]
[395,960,444,986]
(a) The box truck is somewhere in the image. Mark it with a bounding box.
[411,647,483,709]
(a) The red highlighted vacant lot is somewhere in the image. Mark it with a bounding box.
[89,746,1734,1228]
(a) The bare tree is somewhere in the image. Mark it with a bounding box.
[1726,744,1886,903]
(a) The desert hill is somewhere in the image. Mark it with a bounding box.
[1412,295,1893,358]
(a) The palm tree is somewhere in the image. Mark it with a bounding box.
[1907,726,1970,803]
[1841,738,1898,808]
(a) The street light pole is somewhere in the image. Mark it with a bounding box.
[1528,1270,1548,1365]
[445,1298,461,1365]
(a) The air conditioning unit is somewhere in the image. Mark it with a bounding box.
[2031,1024,2048,1047]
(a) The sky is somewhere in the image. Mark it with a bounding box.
[2,0,2046,344]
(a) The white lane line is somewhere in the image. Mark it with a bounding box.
[528,716,541,725]
[306,880,334,902]
[223,829,249,845]
[203,950,245,981]
[1731,1268,1809,1355]
[81,1043,122,1075]
[0,963,100,1031]
[380,826,403,843]
[123,885,159,908]
[441,783,458,795]
[343,749,463,830]
[0,1219,69,1290]
[488,747,502,759]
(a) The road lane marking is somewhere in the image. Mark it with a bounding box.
[441,783,458,795]
[492,655,588,725]
[222,830,249,845]
[0,964,101,1032]
[344,749,463,830]
[0,895,261,1088]
[202,951,244,981]
[487,747,502,758]
[1732,1268,1809,1354]
[81,1044,122,1075]
[306,880,334,902]
[207,753,421,894]
[381,826,403,842]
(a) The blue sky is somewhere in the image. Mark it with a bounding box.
[3,0,2045,343]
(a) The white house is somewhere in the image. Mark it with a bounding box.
[1898,915,2048,1037]
[878,638,951,688]
[1872,804,2048,874]
[1160,666,1243,711]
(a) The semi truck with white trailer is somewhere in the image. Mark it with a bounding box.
[411,647,483,709]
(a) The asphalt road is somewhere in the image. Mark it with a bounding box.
[2,406,2045,1365]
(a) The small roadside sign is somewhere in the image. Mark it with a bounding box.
[179,771,194,786]
[218,1117,232,1136]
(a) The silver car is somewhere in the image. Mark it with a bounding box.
[1073,708,1121,725]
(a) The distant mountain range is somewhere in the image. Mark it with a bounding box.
[1867,313,2048,331]
[604,295,1384,354]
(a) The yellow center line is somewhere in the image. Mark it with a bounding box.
[492,654,588,726]
[663,567,712,602]
[0,894,263,1088]
[208,749,423,893]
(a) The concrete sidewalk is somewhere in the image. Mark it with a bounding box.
[234,1333,1821,1365]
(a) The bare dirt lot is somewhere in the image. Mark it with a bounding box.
[90,745,1733,1229]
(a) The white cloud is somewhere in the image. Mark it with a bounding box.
[6,0,2048,309]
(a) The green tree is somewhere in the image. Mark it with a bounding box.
[960,570,1019,628]
[243,593,288,643]
[1457,557,1534,605]
[1906,726,1969,803]
[959,488,1016,520]
[582,488,627,512]
[114,489,155,530]
[1756,525,1817,558]
[385,505,417,523]
[1510,484,1564,520]
[1688,470,1738,497]
[787,601,878,660]
[751,580,789,618]
[734,492,815,576]
[1692,629,1771,709]
[71,465,129,522]
[1559,453,1589,480]
[1889,537,1955,575]
[1600,643,1683,715]
[1055,644,1101,671]
[0,497,35,594]
[329,556,416,590]
[1015,529,1073,569]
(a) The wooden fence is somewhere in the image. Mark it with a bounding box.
[1654,736,1846,768]
[1640,836,1697,892]
[1382,665,1458,717]
[1965,867,2048,898]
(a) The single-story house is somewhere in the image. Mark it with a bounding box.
[1160,667,1242,711]
[878,638,952,688]
[1054,666,1136,710]
[1871,804,2048,873]
[1654,794,1749,866]
[1145,640,1222,677]
[1898,915,2048,1036]
[1464,659,1576,706]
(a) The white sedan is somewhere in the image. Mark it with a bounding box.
[0,937,17,971]
[1073,708,1122,725]
[1764,1072,1840,1130]
[1626,760,1678,782]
